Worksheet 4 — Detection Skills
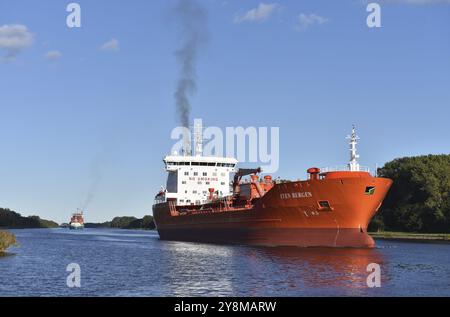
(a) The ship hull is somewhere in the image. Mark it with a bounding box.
[157,227,374,248]
[69,223,84,230]
[153,175,392,248]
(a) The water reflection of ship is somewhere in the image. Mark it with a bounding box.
[160,241,235,296]
[252,247,386,295]
[159,239,387,296]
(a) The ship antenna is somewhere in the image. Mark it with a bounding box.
[194,118,203,157]
[346,125,360,171]
[183,129,192,156]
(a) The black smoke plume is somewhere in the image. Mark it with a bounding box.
[173,0,208,129]
[80,145,112,211]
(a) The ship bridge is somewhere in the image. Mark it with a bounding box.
[156,120,238,206]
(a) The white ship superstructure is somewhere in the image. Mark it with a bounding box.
[156,120,237,206]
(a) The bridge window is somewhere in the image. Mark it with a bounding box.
[184,172,189,176]
[203,172,207,176]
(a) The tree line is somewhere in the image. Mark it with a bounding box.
[0,208,58,229]
[369,154,450,233]
[85,215,155,230]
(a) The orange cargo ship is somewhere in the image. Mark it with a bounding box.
[153,123,392,248]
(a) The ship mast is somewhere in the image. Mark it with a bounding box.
[183,131,192,156]
[346,125,360,171]
[194,118,203,157]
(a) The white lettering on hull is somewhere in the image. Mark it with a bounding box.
[280,192,312,200]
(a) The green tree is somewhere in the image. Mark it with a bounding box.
[110,216,138,228]
[0,208,58,229]
[374,154,450,233]
[141,215,155,229]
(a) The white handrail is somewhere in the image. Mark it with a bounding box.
[320,165,371,173]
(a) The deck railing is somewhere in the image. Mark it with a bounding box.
[320,165,371,174]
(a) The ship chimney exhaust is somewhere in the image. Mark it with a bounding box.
[194,118,203,156]
[182,131,191,156]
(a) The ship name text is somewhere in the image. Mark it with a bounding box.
[280,192,313,200]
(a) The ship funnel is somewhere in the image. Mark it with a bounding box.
[181,118,203,156]
[194,118,203,156]
[182,130,191,156]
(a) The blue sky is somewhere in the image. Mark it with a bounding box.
[1,0,449,223]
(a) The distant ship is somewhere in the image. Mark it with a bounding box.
[69,210,85,230]
[153,122,392,248]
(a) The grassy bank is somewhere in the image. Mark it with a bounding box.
[370,231,450,242]
[0,230,17,253]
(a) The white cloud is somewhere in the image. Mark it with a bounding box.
[100,38,119,52]
[0,24,34,61]
[295,13,329,31]
[234,3,281,23]
[44,50,62,61]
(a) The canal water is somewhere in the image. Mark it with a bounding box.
[0,228,449,296]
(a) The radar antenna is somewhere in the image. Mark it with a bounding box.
[346,125,360,171]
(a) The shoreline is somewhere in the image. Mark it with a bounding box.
[4,228,450,243]
[1,227,157,231]
[370,231,450,243]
